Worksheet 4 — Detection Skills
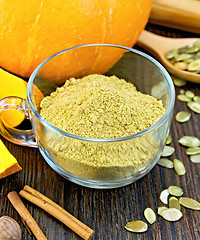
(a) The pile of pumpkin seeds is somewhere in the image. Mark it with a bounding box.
[125,186,200,233]
[165,40,200,74]
[125,72,200,234]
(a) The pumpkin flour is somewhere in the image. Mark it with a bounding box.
[39,74,165,180]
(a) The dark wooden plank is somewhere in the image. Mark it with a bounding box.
[1,23,200,240]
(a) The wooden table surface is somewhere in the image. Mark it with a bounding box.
[0,24,200,240]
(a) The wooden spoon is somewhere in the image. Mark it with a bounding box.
[137,30,200,84]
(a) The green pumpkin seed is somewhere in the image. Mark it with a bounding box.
[161,146,175,157]
[174,62,188,70]
[175,53,192,62]
[157,207,168,216]
[168,186,183,197]
[179,89,185,95]
[160,189,169,204]
[157,158,173,168]
[169,197,181,210]
[166,49,177,59]
[179,197,200,210]
[178,45,190,53]
[161,208,182,221]
[187,101,200,114]
[175,111,191,123]
[166,135,172,145]
[177,94,192,102]
[185,90,195,98]
[193,96,200,103]
[186,147,200,155]
[178,136,200,147]
[144,208,156,224]
[172,77,186,87]
[194,40,200,48]
[186,46,199,53]
[125,220,148,233]
[188,59,200,71]
[173,159,186,175]
[190,154,200,163]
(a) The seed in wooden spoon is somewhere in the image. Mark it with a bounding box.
[125,221,148,233]
[160,189,169,204]
[168,186,183,197]
[172,77,186,87]
[175,111,191,123]
[193,96,200,104]
[157,207,168,216]
[188,59,200,71]
[185,90,195,98]
[190,154,200,163]
[0,216,21,240]
[144,208,156,224]
[169,197,181,210]
[166,135,172,145]
[157,158,173,168]
[161,208,182,221]
[173,159,186,175]
[161,146,175,157]
[187,101,200,114]
[186,147,200,155]
[175,53,192,62]
[174,62,188,70]
[178,136,200,147]
[194,40,200,48]
[177,95,192,102]
[186,46,199,54]
[179,197,200,210]
[165,49,177,59]
[178,45,189,53]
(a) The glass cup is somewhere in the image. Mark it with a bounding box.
[0,44,175,189]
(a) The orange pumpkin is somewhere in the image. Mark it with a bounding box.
[0,0,152,79]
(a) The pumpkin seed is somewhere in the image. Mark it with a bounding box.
[190,154,200,163]
[168,186,183,197]
[157,206,168,216]
[186,46,199,53]
[186,147,200,155]
[144,208,156,224]
[157,158,173,168]
[165,49,177,59]
[172,77,186,87]
[166,135,172,145]
[174,62,188,70]
[161,208,182,221]
[187,101,200,114]
[179,89,185,95]
[188,59,200,71]
[178,136,200,147]
[160,189,169,204]
[161,146,175,157]
[177,94,192,102]
[125,221,148,233]
[194,40,200,48]
[185,90,195,98]
[179,197,200,210]
[173,159,186,175]
[169,197,181,210]
[175,111,191,123]
[175,53,192,62]
[178,45,189,53]
[193,96,200,104]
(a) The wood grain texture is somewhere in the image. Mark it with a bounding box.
[0,25,200,240]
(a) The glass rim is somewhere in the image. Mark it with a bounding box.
[28,43,175,142]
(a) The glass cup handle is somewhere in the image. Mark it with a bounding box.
[0,96,37,148]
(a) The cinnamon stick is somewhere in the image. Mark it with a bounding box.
[19,185,94,240]
[7,191,47,240]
